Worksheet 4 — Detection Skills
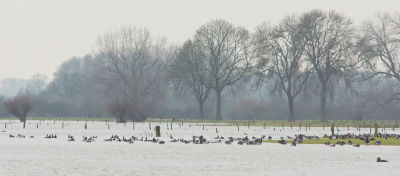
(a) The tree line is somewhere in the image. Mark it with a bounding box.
[2,9,400,122]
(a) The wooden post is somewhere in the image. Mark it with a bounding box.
[370,126,371,135]
[62,122,64,129]
[282,123,284,129]
[274,127,275,131]
[171,123,172,130]
[323,123,324,130]
[331,123,334,136]
[300,122,301,130]
[291,123,292,129]
[108,124,110,129]
[23,122,25,128]
[264,122,266,129]
[396,119,398,128]
[309,123,310,130]
[182,121,183,126]
[203,125,204,130]
[133,123,135,130]
[375,123,377,137]
[149,123,151,130]
[216,128,218,133]
[85,124,87,129]
[248,121,249,129]
[156,126,161,137]
[238,125,239,131]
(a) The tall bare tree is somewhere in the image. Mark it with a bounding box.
[254,15,311,122]
[92,26,169,122]
[300,9,362,122]
[169,40,211,120]
[4,89,34,122]
[194,19,254,120]
[362,12,400,103]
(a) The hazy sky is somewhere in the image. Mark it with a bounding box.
[1,0,399,82]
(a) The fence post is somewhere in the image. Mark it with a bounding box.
[156,126,161,137]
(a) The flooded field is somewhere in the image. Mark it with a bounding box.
[0,120,399,176]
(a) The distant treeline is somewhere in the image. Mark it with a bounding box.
[1,9,400,122]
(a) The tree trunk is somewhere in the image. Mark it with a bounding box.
[19,111,28,122]
[199,101,204,120]
[216,89,222,120]
[320,83,327,122]
[288,97,295,122]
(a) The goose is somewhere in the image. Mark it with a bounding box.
[237,141,244,145]
[170,135,173,139]
[225,139,233,145]
[353,144,360,147]
[377,157,388,162]
[325,142,330,146]
[29,136,34,138]
[375,141,381,145]
[159,141,165,144]
[68,137,75,141]
[9,134,14,138]
[129,141,134,144]
[348,140,353,145]
[291,141,296,146]
[104,138,112,141]
[330,144,336,147]
[268,136,272,140]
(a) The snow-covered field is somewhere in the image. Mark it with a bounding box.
[0,120,399,176]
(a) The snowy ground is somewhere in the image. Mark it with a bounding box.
[0,120,399,176]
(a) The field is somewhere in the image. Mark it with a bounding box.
[1,118,399,175]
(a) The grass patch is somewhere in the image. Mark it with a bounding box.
[263,137,400,146]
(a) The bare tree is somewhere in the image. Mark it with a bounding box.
[362,12,400,104]
[92,26,169,122]
[194,19,254,120]
[27,74,47,94]
[254,15,311,122]
[300,9,363,122]
[4,89,34,122]
[47,57,87,100]
[169,40,211,120]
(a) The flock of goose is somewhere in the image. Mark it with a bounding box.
[6,132,399,147]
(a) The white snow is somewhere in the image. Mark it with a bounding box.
[0,120,399,175]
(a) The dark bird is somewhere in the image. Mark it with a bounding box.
[377,157,388,162]
[325,142,330,146]
[353,144,360,147]
[348,140,353,145]
[330,144,335,147]
[268,136,272,140]
[375,141,381,145]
